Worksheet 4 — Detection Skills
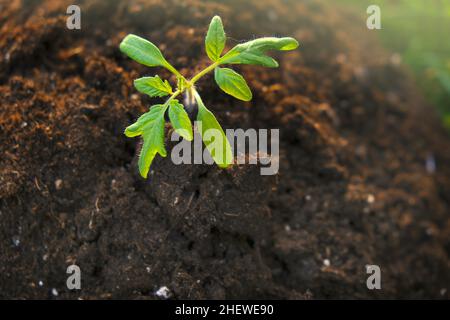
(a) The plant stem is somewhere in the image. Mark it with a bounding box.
[192,88,202,104]
[164,89,181,106]
[189,61,220,86]
[167,61,219,97]
[165,63,187,82]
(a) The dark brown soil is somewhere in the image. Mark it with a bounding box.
[1,0,449,299]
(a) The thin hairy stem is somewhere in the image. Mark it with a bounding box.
[189,61,220,86]
[165,63,186,81]
[164,89,182,105]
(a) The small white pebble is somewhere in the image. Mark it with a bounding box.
[390,53,402,66]
[336,53,347,64]
[52,288,58,296]
[20,122,28,128]
[38,281,44,287]
[12,236,20,247]
[323,259,331,267]
[305,195,312,201]
[267,11,278,21]
[426,154,436,174]
[367,194,375,204]
[174,197,179,205]
[354,66,368,79]
[54,179,63,190]
[146,267,151,273]
[284,225,291,232]
[155,286,171,299]
[42,254,49,261]
[440,288,447,296]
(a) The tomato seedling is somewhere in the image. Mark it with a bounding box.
[120,15,298,178]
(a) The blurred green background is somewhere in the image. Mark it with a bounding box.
[340,0,450,129]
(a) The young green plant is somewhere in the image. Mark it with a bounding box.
[120,15,298,178]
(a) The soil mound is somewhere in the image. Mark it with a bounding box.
[1,0,449,299]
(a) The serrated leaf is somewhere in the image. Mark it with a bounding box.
[194,92,233,168]
[124,104,165,137]
[124,104,168,178]
[220,37,299,67]
[120,34,169,68]
[134,76,173,97]
[205,15,226,62]
[139,115,167,178]
[214,67,252,101]
[168,100,193,141]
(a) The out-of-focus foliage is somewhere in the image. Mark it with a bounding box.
[340,0,450,129]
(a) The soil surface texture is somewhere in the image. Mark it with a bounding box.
[1,0,449,299]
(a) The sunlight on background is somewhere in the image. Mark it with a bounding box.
[340,0,450,128]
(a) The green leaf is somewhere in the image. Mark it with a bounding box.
[205,15,226,62]
[168,100,193,141]
[124,104,168,178]
[220,37,299,67]
[124,104,165,137]
[139,115,167,178]
[214,67,252,101]
[120,34,169,68]
[134,76,173,97]
[194,92,233,168]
